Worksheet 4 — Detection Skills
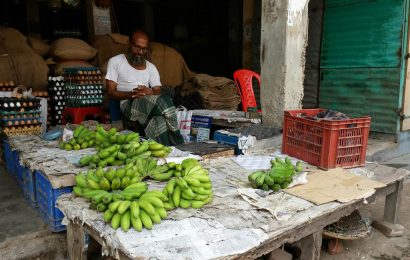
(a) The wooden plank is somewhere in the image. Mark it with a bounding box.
[383,179,403,224]
[67,221,88,260]
[298,231,322,260]
[80,220,133,260]
[363,163,408,185]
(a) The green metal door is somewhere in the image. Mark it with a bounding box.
[320,0,409,133]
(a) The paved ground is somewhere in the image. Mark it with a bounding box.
[0,165,45,243]
[0,165,67,259]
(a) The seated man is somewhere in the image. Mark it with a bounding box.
[105,29,183,146]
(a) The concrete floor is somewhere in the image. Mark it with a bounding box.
[0,165,67,259]
[0,165,45,242]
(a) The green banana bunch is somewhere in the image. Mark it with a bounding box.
[147,140,172,158]
[74,164,148,199]
[134,158,157,179]
[104,189,168,231]
[78,127,146,168]
[59,125,96,151]
[162,158,213,209]
[122,140,149,158]
[248,156,303,191]
[95,126,133,149]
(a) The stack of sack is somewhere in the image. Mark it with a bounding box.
[0,28,49,91]
[177,74,240,111]
[49,38,97,74]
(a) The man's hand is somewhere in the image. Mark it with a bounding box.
[132,85,154,98]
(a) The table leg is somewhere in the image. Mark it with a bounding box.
[299,231,322,260]
[67,221,89,260]
[372,180,405,237]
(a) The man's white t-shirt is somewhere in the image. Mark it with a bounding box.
[105,54,161,92]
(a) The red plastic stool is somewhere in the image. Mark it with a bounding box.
[62,107,107,124]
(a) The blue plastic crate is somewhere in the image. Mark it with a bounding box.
[35,170,72,232]
[16,163,25,192]
[213,131,242,154]
[37,204,66,232]
[11,150,19,176]
[23,167,37,207]
[3,141,12,160]
[3,141,15,176]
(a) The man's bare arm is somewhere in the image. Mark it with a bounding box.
[106,80,133,100]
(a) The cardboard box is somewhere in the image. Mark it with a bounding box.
[190,115,212,142]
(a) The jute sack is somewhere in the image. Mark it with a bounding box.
[27,36,50,57]
[0,27,48,91]
[150,42,194,87]
[180,74,240,110]
[50,38,97,61]
[91,33,128,74]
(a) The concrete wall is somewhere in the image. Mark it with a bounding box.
[260,0,309,127]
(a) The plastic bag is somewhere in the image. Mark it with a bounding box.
[176,106,192,143]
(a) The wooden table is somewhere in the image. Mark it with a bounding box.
[59,159,408,260]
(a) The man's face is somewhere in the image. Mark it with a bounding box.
[126,33,149,66]
[130,33,149,56]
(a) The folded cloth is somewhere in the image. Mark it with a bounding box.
[121,95,184,146]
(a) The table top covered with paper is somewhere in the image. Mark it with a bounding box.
[57,155,408,259]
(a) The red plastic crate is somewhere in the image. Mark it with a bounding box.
[282,109,371,170]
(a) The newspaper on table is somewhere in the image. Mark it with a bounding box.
[57,157,318,259]
[6,135,201,188]
[7,135,92,187]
